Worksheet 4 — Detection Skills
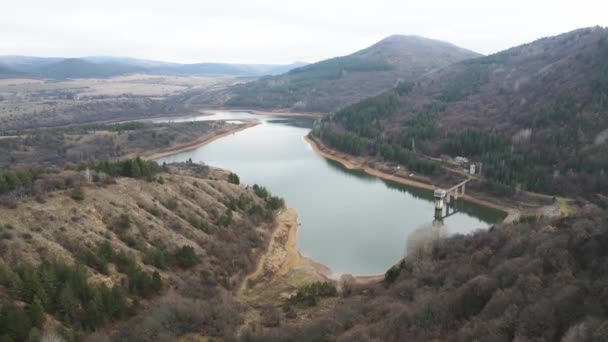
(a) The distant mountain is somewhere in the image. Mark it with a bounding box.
[25,58,145,79]
[264,62,309,75]
[217,35,481,112]
[0,56,64,72]
[82,56,178,69]
[149,61,308,77]
[0,55,306,79]
[314,27,608,200]
[82,56,307,76]
[0,64,26,78]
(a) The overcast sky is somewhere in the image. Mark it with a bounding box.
[1,0,607,64]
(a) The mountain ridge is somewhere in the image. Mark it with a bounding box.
[0,55,307,79]
[215,34,481,112]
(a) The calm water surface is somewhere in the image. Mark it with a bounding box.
[157,111,505,275]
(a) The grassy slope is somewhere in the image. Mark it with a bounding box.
[0,166,279,339]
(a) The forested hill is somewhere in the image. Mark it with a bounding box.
[251,210,608,341]
[219,35,480,112]
[314,27,608,202]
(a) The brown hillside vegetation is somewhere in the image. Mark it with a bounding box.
[0,120,248,169]
[248,208,608,341]
[315,27,608,202]
[0,162,284,340]
[192,35,480,113]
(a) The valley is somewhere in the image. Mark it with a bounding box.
[155,111,506,276]
[1,20,608,341]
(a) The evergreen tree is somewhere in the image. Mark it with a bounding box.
[227,172,240,185]
[151,271,162,293]
[58,284,78,322]
[0,303,32,341]
[70,186,85,201]
[26,327,41,342]
[83,298,101,330]
[28,296,46,329]
[0,176,8,193]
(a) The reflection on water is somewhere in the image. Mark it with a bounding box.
[323,158,379,184]
[156,111,505,275]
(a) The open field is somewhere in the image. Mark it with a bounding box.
[0,74,241,131]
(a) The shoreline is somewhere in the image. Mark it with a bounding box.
[143,120,260,160]
[304,133,521,222]
[239,208,331,296]
[239,206,383,297]
[148,116,528,295]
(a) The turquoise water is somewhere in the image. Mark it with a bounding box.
[157,111,504,275]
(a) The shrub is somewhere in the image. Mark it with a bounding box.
[165,198,178,211]
[70,186,85,201]
[115,213,131,231]
[187,214,209,233]
[289,282,337,306]
[143,248,169,270]
[385,265,401,285]
[260,305,281,327]
[173,246,199,269]
[215,208,233,227]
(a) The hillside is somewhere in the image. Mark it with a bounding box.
[0,120,250,169]
[249,209,608,341]
[0,161,285,340]
[216,35,480,112]
[314,27,608,202]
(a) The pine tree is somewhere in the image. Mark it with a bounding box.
[152,271,162,293]
[38,263,58,311]
[6,270,23,299]
[130,159,142,178]
[59,284,78,322]
[28,296,45,328]
[70,185,85,201]
[0,175,8,194]
[3,172,20,190]
[106,286,127,319]
[84,298,101,330]
[0,303,32,341]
